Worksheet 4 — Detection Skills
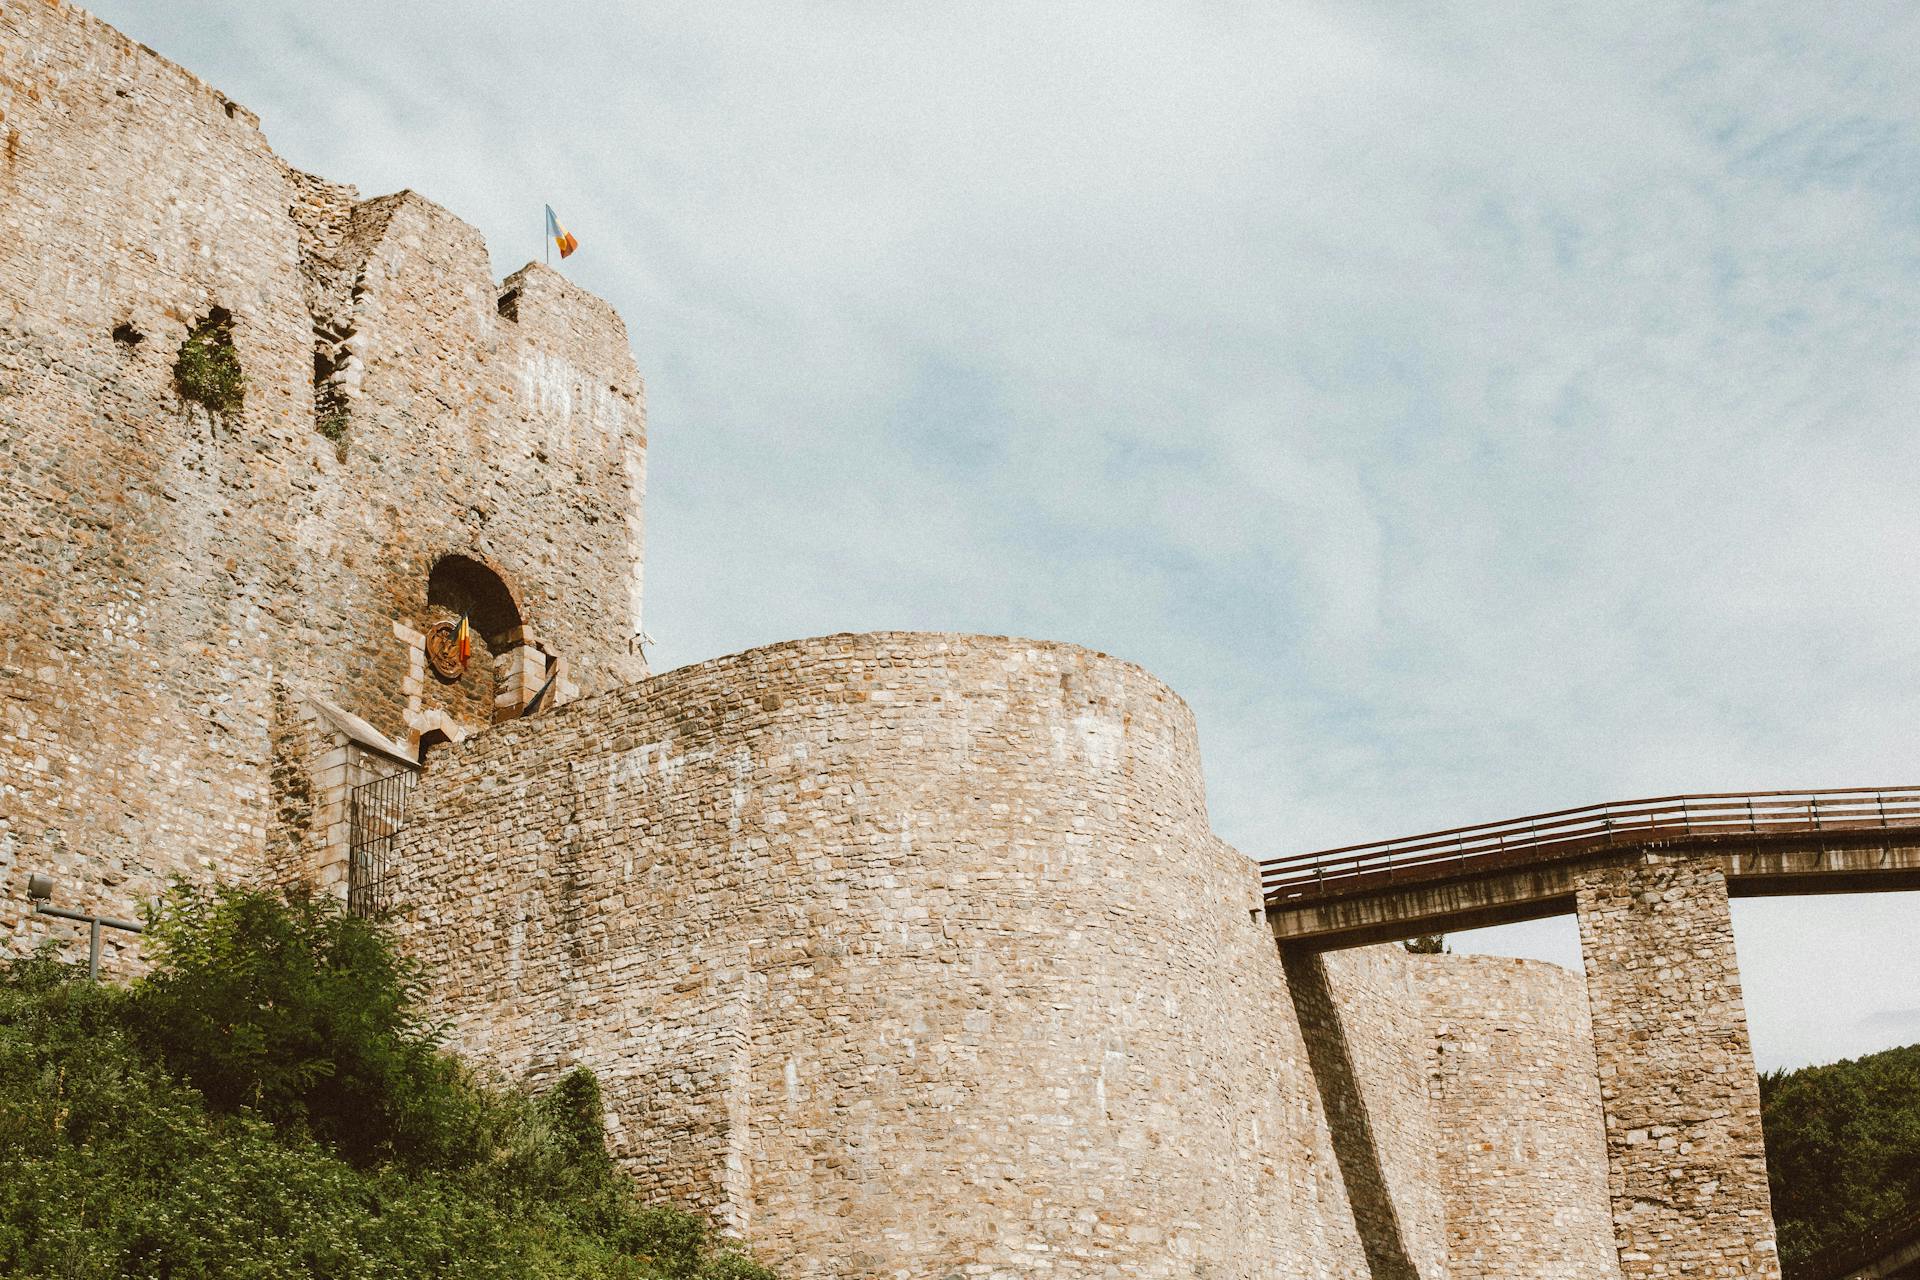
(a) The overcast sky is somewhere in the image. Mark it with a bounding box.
[86,1,1920,1071]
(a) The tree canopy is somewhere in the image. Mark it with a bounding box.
[1762,1040,1920,1276]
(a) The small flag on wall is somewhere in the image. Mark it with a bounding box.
[545,204,580,260]
[454,613,472,667]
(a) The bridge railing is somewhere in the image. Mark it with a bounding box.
[1260,786,1920,904]
[1798,1196,1920,1280]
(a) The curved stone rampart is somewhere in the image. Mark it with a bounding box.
[393,630,1374,1278]
[1288,944,1624,1279]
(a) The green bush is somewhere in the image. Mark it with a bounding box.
[130,881,475,1168]
[174,309,245,414]
[317,406,350,461]
[0,886,775,1280]
[543,1067,614,1168]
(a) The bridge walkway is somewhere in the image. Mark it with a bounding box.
[1261,786,1920,948]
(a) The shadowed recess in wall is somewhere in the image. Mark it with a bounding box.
[427,554,521,650]
[1282,947,1421,1280]
[174,306,244,416]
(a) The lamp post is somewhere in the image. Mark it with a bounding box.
[25,873,144,980]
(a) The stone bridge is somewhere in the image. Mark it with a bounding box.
[1262,787,1920,1279]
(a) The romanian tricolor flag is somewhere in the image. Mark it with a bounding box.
[454,613,472,667]
[545,204,580,259]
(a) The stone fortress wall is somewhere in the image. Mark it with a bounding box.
[1294,941,1620,1280]
[392,632,1374,1277]
[1421,954,1619,1278]
[393,630,1622,1279]
[4,4,1633,1277]
[1,0,647,950]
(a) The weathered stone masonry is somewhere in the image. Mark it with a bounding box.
[1296,944,1623,1280]
[1,0,645,953]
[1422,953,1620,1279]
[393,633,1377,1278]
[394,630,1627,1280]
[1577,855,1782,1279]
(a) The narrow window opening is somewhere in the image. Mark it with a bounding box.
[314,367,348,461]
[497,288,520,322]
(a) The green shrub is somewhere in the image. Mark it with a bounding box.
[317,407,349,462]
[0,888,776,1280]
[543,1066,614,1167]
[174,309,245,414]
[130,881,478,1168]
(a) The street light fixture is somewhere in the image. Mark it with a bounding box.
[22,873,144,979]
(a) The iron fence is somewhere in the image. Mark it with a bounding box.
[1261,786,1920,905]
[348,767,415,918]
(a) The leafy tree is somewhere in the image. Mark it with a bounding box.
[1761,1042,1920,1275]
[130,881,478,1168]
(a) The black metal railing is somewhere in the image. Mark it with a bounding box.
[1799,1198,1920,1280]
[1261,786,1920,905]
[348,768,415,918]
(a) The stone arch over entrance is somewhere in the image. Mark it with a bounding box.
[427,553,523,654]
[396,553,562,750]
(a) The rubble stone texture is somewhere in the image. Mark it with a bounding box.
[1576,855,1782,1278]
[0,4,1778,1277]
[1,0,646,958]
[392,632,1373,1277]
[1294,945,1622,1280]
[392,630,1625,1278]
[1294,945,1451,1278]
[1422,954,1621,1279]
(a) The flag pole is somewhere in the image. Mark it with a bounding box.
[545,207,550,266]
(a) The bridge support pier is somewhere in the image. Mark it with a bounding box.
[1574,854,1781,1279]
